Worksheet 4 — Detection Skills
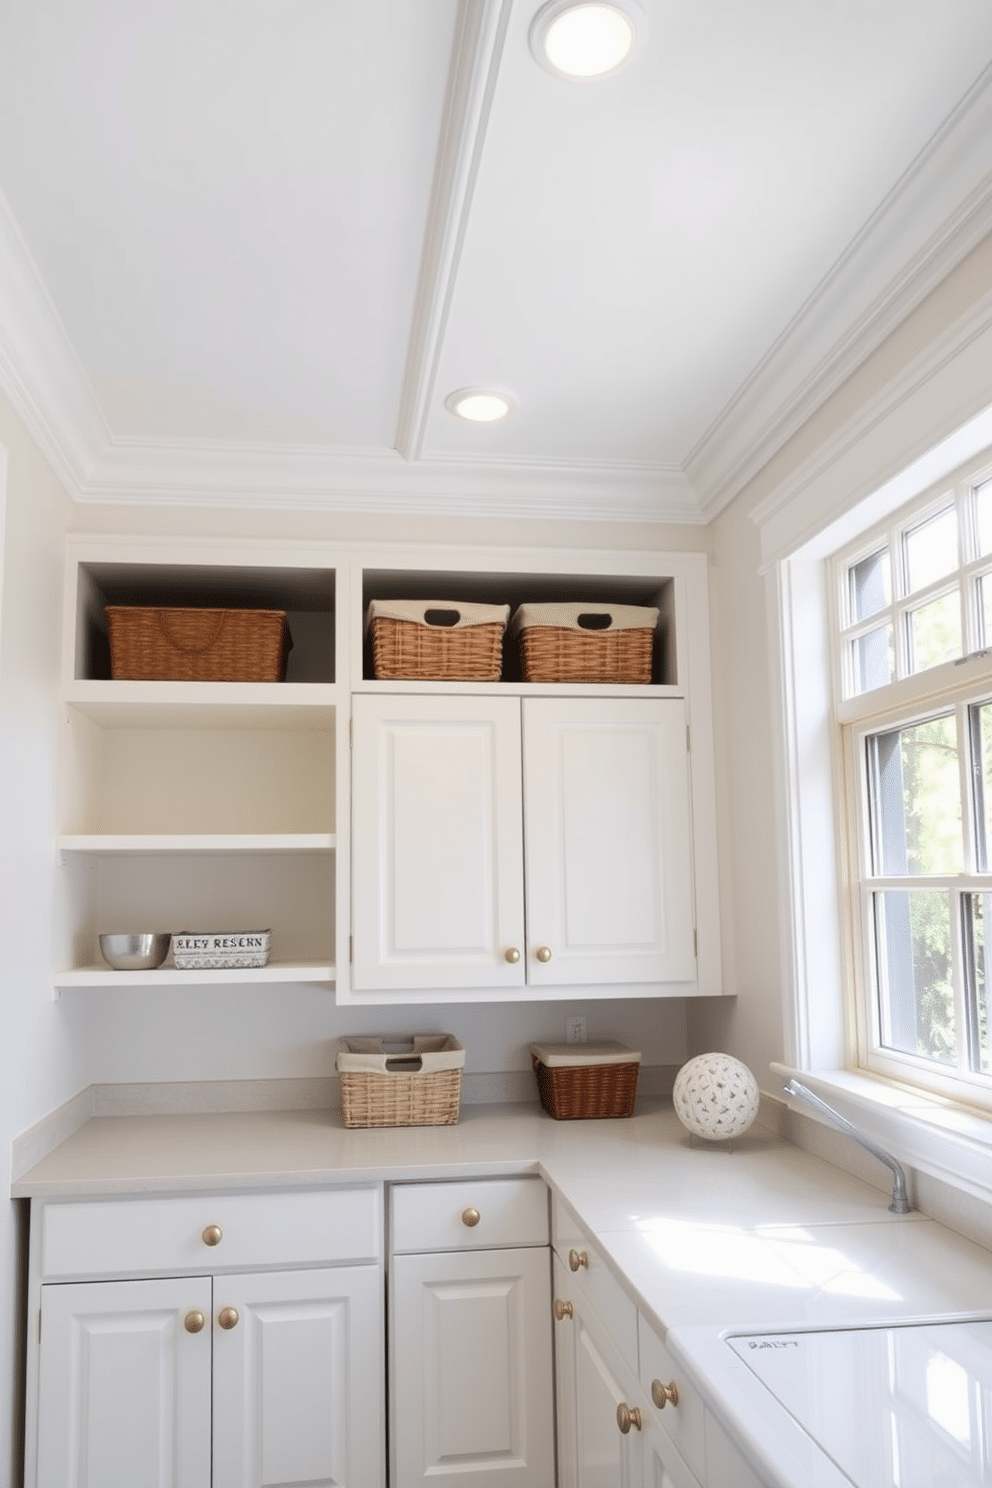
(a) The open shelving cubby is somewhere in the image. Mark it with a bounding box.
[55,547,341,992]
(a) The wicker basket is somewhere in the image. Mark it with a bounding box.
[105,606,292,682]
[509,603,658,684]
[337,1035,464,1128]
[366,600,509,681]
[531,1042,641,1120]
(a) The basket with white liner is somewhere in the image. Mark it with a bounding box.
[337,1035,465,1128]
[531,1041,641,1119]
[171,929,271,971]
[509,602,659,684]
[365,599,509,680]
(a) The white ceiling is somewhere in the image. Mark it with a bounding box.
[0,0,991,523]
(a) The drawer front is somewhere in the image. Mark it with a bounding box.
[639,1314,707,1481]
[390,1177,549,1253]
[39,1187,382,1279]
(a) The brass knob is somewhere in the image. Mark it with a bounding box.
[504,947,521,964]
[553,1298,573,1321]
[651,1379,679,1409]
[201,1224,223,1247]
[217,1307,240,1330]
[616,1403,642,1434]
[183,1310,206,1334]
[536,946,552,963]
[461,1207,481,1227]
[568,1248,588,1272]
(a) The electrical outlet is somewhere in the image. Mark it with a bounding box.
[565,1016,586,1044]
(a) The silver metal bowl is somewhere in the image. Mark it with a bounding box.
[99,932,171,971]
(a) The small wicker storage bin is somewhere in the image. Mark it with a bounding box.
[172,929,271,971]
[509,603,658,684]
[337,1035,465,1128]
[105,606,292,682]
[366,600,509,681]
[531,1042,641,1120]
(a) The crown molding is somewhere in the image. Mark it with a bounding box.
[70,438,700,524]
[689,61,992,522]
[0,191,110,492]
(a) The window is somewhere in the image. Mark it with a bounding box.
[836,460,992,1106]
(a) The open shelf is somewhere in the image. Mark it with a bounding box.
[54,961,336,990]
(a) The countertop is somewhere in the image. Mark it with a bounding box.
[16,1097,992,1486]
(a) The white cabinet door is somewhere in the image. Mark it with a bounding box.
[390,1246,555,1488]
[213,1265,384,1488]
[352,695,526,990]
[522,697,695,985]
[36,1276,212,1488]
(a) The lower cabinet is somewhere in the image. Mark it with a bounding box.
[552,1252,703,1488]
[389,1177,556,1488]
[36,1266,382,1488]
[26,1189,385,1488]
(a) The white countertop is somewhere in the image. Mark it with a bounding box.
[16,1097,992,1486]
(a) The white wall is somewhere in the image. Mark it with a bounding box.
[0,396,84,1487]
[692,231,992,1096]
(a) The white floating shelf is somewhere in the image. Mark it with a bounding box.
[63,681,338,729]
[54,961,336,990]
[58,834,336,856]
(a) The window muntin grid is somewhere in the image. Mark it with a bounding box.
[838,474,992,700]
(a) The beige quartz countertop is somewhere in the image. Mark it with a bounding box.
[15,1097,992,1337]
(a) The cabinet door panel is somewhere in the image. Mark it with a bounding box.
[523,698,695,984]
[391,1247,554,1488]
[36,1276,212,1488]
[212,1265,383,1488]
[352,696,525,989]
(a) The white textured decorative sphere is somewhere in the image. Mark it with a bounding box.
[672,1053,759,1140]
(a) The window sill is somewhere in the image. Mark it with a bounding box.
[772,1062,992,1212]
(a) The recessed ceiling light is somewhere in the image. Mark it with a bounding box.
[529,0,647,79]
[445,388,516,423]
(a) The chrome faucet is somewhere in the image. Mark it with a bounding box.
[783,1078,911,1214]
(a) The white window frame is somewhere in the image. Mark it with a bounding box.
[831,465,992,1110]
[755,364,992,1203]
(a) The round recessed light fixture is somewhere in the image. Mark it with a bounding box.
[529,0,647,79]
[444,387,516,423]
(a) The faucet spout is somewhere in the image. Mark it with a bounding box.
[783,1079,911,1214]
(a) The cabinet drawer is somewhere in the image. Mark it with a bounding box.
[639,1314,707,1481]
[390,1178,548,1253]
[39,1188,382,1279]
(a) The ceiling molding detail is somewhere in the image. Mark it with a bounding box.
[688,61,992,523]
[0,190,109,494]
[70,439,700,524]
[393,0,513,462]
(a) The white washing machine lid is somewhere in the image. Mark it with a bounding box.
[727,1318,992,1487]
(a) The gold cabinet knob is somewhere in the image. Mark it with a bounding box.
[183,1310,206,1334]
[553,1298,573,1321]
[217,1306,240,1331]
[461,1207,481,1227]
[535,946,552,963]
[201,1224,223,1247]
[651,1378,679,1409]
[504,947,521,964]
[568,1248,588,1272]
[616,1403,642,1434]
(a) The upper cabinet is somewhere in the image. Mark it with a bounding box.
[351,695,695,998]
[56,537,722,1003]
